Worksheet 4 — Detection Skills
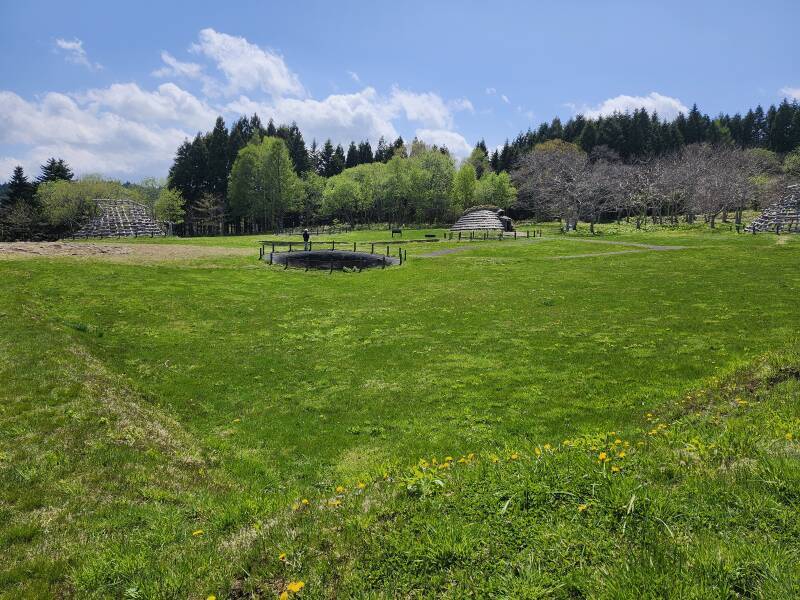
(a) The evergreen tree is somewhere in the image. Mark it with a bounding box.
[228,117,251,172]
[769,100,795,153]
[309,139,320,174]
[357,140,374,164]
[490,149,500,172]
[266,118,277,137]
[37,158,74,184]
[276,122,310,174]
[374,137,391,162]
[578,121,597,153]
[391,136,407,158]
[753,106,767,147]
[345,142,360,168]
[318,140,335,176]
[330,144,346,176]
[7,166,35,207]
[206,116,230,201]
[249,114,266,139]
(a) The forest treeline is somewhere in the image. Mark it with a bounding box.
[1,99,799,240]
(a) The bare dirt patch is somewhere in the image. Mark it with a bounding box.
[0,241,252,262]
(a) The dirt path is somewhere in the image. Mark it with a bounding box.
[418,246,474,258]
[553,238,688,251]
[0,241,252,262]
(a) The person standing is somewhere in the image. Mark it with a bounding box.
[302,228,310,250]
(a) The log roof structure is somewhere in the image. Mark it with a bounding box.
[73,199,165,238]
[745,184,799,233]
[451,208,512,231]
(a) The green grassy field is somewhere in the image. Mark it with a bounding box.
[1,228,798,598]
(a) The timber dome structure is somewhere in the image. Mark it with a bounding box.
[450,206,514,232]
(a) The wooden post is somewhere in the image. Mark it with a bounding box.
[353,242,357,252]
[386,245,389,256]
[371,243,374,254]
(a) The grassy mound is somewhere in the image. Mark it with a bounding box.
[242,348,800,599]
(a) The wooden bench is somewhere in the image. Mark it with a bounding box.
[391,228,402,237]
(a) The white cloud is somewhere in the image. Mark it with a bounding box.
[485,87,496,95]
[226,88,398,146]
[388,86,453,129]
[449,98,474,113]
[55,38,102,71]
[0,90,195,178]
[780,86,800,100]
[152,51,204,80]
[580,92,689,120]
[500,94,510,104]
[415,129,472,158]
[191,28,304,98]
[347,70,360,83]
[2,29,476,180]
[79,82,217,130]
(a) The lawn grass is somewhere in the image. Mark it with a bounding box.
[0,228,798,597]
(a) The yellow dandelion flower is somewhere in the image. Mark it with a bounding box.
[287,581,305,593]
[611,466,621,473]
[598,452,608,461]
[614,438,622,445]
[356,481,366,489]
[278,552,287,562]
[458,457,468,464]
[382,472,389,479]
[468,453,475,460]
[232,418,241,423]
[291,503,300,511]
[617,451,626,458]
[192,529,204,536]
[445,456,453,462]
[301,498,309,505]
[208,596,216,600]
[280,592,289,600]
[786,432,794,441]
[543,443,552,451]
[534,447,542,457]
[335,485,345,493]
[510,452,519,460]
[578,504,588,512]
[328,499,341,507]
[490,454,499,463]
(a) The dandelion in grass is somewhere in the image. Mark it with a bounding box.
[207,596,216,600]
[598,452,608,462]
[445,456,453,462]
[611,466,621,474]
[287,581,305,592]
[543,443,552,451]
[280,593,289,600]
[301,498,309,505]
[617,451,626,458]
[233,418,241,423]
[335,485,345,494]
[490,454,499,463]
[534,447,541,457]
[279,552,287,562]
[328,499,341,507]
[356,481,366,489]
[578,504,588,512]
[510,452,519,460]
[614,438,622,445]
[786,432,794,441]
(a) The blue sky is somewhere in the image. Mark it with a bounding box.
[1,0,798,180]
